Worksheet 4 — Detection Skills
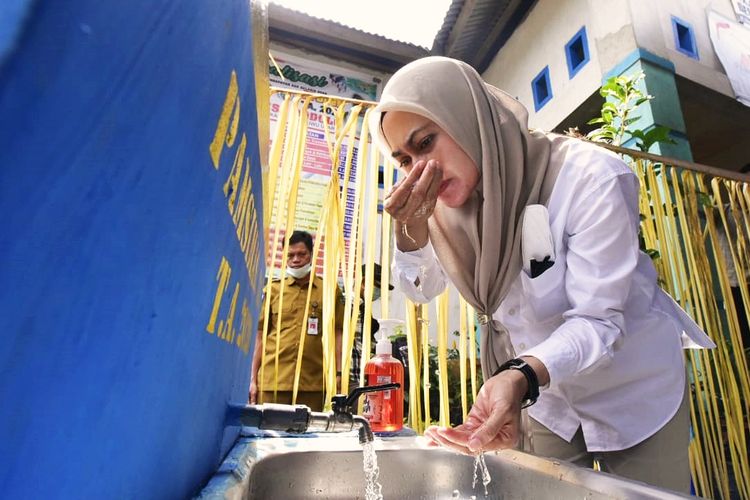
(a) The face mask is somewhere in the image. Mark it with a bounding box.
[286,263,311,279]
[371,287,382,302]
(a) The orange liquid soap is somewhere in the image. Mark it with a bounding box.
[363,320,404,432]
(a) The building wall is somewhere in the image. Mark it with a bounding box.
[483,0,744,131]
[588,0,638,75]
[483,0,638,130]
[628,0,736,97]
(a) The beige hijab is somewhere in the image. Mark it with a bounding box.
[371,56,571,379]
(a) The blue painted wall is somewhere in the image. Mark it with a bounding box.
[0,1,265,498]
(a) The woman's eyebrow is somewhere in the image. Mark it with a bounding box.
[391,124,430,158]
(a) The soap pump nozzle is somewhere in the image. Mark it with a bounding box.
[374,319,403,355]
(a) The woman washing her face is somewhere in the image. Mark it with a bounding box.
[370,57,713,493]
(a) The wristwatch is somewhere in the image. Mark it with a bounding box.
[492,358,540,408]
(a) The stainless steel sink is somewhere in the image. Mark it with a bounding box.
[198,434,695,499]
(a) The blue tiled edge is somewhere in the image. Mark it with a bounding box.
[602,48,676,82]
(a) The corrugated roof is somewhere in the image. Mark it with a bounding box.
[433,0,536,72]
[268,3,430,73]
[273,4,429,50]
[432,0,466,53]
[267,1,535,74]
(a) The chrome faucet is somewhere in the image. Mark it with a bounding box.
[228,383,399,444]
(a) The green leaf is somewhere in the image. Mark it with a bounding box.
[587,117,607,125]
[634,96,652,106]
[646,126,675,143]
[587,130,613,143]
[623,116,642,125]
[629,130,645,139]
[640,126,676,151]
[602,102,618,114]
[601,79,619,91]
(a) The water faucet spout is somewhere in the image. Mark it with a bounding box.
[353,415,373,444]
[227,383,399,440]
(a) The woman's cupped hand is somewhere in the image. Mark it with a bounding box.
[384,159,443,223]
[423,369,527,455]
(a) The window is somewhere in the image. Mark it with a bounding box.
[531,66,552,111]
[671,16,699,59]
[565,27,590,78]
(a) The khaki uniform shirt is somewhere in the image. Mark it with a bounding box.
[258,275,344,391]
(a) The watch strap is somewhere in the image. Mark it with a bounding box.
[492,358,540,408]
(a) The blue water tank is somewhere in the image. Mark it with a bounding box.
[0,1,266,498]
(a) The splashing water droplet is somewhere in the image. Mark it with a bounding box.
[362,442,383,500]
[471,452,491,496]
[450,488,477,499]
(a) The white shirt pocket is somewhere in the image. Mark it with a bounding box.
[519,260,567,323]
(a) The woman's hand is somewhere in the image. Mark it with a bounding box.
[384,159,442,223]
[423,369,528,454]
[385,159,442,251]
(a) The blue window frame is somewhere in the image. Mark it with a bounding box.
[565,27,590,78]
[671,16,699,59]
[531,66,552,111]
[376,164,399,213]
[377,164,398,189]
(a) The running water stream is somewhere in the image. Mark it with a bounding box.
[472,452,491,496]
[361,443,490,499]
[362,441,384,500]
[451,452,491,499]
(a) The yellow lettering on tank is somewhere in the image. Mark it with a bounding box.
[206,257,232,334]
[233,156,253,240]
[205,69,264,355]
[223,133,247,213]
[209,71,241,169]
[238,195,254,256]
[251,224,260,270]
[246,219,260,292]
[218,282,240,342]
[246,194,259,254]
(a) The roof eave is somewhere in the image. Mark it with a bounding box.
[268,4,430,74]
[432,0,536,73]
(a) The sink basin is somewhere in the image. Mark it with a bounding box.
[198,434,694,499]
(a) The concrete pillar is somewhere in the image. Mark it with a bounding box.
[603,49,693,161]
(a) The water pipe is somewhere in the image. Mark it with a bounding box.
[227,383,399,444]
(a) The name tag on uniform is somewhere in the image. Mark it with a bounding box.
[307,317,319,335]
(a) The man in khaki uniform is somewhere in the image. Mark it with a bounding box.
[249,231,344,411]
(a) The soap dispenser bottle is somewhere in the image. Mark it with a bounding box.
[363,319,404,432]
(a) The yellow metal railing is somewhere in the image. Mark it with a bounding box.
[259,90,749,499]
[601,143,749,500]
